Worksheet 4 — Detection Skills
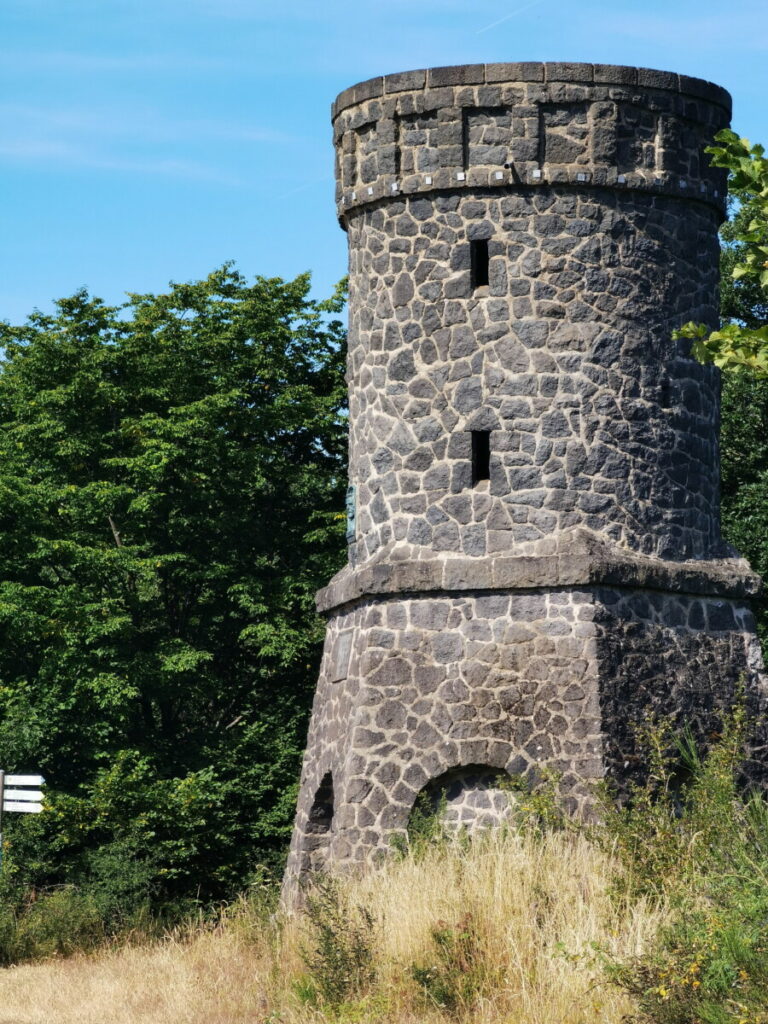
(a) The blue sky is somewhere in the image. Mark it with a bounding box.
[2,0,767,323]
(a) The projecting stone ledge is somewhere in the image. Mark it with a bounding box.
[316,532,761,613]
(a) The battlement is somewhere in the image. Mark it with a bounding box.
[332,63,730,222]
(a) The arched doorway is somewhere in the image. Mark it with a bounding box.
[409,764,516,836]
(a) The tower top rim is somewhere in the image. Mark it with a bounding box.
[332,62,732,122]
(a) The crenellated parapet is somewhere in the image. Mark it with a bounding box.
[333,63,729,223]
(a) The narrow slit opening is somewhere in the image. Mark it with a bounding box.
[308,772,335,835]
[470,239,490,289]
[471,431,491,485]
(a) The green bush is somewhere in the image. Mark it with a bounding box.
[0,886,106,964]
[298,874,376,1009]
[0,267,348,913]
[600,701,768,1024]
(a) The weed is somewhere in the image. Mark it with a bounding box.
[499,765,574,835]
[300,873,376,1009]
[0,885,107,963]
[390,791,452,860]
[410,911,491,1016]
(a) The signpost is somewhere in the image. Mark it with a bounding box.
[0,771,45,869]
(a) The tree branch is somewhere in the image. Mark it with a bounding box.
[107,516,123,547]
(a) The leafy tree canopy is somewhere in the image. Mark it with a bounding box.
[0,265,347,910]
[709,137,768,647]
[677,129,768,374]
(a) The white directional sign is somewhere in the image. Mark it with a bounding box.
[0,772,45,814]
[0,771,45,867]
[5,775,44,787]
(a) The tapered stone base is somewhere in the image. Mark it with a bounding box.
[282,547,767,901]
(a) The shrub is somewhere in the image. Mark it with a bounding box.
[600,700,768,1024]
[0,886,106,964]
[298,874,376,1009]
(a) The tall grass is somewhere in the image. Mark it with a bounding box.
[2,707,767,1023]
[323,828,662,1023]
[0,829,659,1024]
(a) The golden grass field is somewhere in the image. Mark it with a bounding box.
[0,831,663,1024]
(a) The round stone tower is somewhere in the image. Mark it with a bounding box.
[284,63,767,893]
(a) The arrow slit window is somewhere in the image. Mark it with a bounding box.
[470,239,490,289]
[471,431,491,485]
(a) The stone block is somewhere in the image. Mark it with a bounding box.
[428,64,484,87]
[545,62,594,83]
[485,61,544,83]
[636,67,678,91]
[678,74,731,110]
[355,76,384,104]
[593,64,637,86]
[384,69,427,93]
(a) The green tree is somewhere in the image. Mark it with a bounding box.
[677,129,768,373]
[720,382,768,650]
[712,138,768,647]
[0,265,347,911]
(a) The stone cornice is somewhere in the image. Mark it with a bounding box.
[316,547,761,613]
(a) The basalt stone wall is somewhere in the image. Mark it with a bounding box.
[283,65,767,900]
[596,589,768,787]
[337,63,730,566]
[332,63,730,218]
[346,189,724,564]
[284,584,763,883]
[286,587,604,881]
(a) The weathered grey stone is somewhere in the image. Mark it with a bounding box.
[283,62,764,905]
[388,350,416,381]
[546,62,594,83]
[429,64,484,87]
[410,600,450,630]
[593,64,637,86]
[384,69,426,94]
[393,274,415,306]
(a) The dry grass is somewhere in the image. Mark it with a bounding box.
[0,926,276,1024]
[0,830,663,1024]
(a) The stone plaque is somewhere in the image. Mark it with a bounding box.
[330,630,353,682]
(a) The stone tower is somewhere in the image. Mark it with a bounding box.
[284,62,766,892]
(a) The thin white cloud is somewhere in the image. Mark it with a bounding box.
[0,103,294,145]
[476,0,546,34]
[274,176,333,201]
[0,98,302,182]
[136,0,499,24]
[0,138,243,184]
[0,49,231,73]
[0,46,341,80]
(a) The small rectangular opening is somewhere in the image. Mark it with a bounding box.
[470,239,490,289]
[471,431,491,485]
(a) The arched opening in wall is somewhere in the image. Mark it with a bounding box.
[409,765,516,839]
[305,771,335,872]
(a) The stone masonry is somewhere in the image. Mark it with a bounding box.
[283,62,768,896]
